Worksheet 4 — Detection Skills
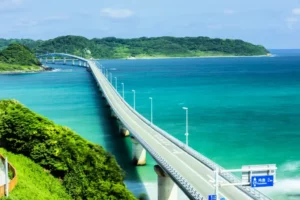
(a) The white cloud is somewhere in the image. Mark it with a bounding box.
[286,17,298,29]
[224,9,235,15]
[100,8,134,19]
[292,8,300,15]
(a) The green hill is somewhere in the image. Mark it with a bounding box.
[0,35,269,59]
[0,148,72,200]
[0,99,136,200]
[0,44,42,72]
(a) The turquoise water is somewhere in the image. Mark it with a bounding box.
[1,50,300,199]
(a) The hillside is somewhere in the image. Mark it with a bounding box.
[0,44,42,72]
[0,148,72,200]
[0,35,269,59]
[0,100,137,200]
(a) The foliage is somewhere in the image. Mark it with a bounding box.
[0,148,72,200]
[0,43,41,66]
[0,35,269,59]
[0,100,137,200]
[0,62,41,72]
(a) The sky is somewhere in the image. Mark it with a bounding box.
[0,0,300,48]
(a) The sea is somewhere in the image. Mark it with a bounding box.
[0,49,300,200]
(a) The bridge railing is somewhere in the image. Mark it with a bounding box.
[91,61,271,200]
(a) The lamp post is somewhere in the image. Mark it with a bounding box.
[121,83,124,99]
[149,97,153,125]
[182,107,189,146]
[105,69,108,78]
[132,90,136,110]
[114,77,118,91]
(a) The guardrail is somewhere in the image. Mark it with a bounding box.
[0,155,17,197]
[90,60,271,200]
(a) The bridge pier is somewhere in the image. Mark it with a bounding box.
[154,165,178,200]
[79,61,82,66]
[63,57,66,65]
[131,137,146,166]
[52,57,55,64]
[117,121,130,137]
[72,59,75,66]
[45,57,48,63]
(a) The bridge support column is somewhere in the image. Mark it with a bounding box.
[72,59,75,66]
[46,57,48,63]
[79,61,81,66]
[117,121,130,137]
[131,137,146,166]
[63,57,66,65]
[154,165,178,200]
[52,57,55,64]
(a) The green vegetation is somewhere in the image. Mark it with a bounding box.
[0,148,72,200]
[0,100,136,200]
[0,44,42,72]
[0,63,41,72]
[0,35,269,59]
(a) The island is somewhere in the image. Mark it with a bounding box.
[0,43,49,73]
[0,35,270,59]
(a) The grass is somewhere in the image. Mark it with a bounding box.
[0,62,42,72]
[0,148,72,200]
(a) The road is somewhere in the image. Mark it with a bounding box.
[88,60,264,200]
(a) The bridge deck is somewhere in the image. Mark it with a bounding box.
[88,60,258,200]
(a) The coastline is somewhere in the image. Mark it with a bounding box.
[93,54,273,60]
[123,54,273,60]
[0,65,53,75]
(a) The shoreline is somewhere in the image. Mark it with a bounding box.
[0,65,53,75]
[95,54,273,60]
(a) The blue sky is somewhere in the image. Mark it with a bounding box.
[0,0,300,48]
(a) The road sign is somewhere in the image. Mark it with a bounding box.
[208,195,216,200]
[242,164,276,184]
[251,175,274,188]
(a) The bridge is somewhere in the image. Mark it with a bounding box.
[38,53,272,200]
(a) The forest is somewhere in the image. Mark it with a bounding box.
[0,35,269,59]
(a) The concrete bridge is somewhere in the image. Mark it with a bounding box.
[38,53,272,200]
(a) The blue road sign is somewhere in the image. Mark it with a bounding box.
[208,195,216,200]
[251,175,274,188]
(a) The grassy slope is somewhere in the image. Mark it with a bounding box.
[0,148,72,200]
[0,62,42,72]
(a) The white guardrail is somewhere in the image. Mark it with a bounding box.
[38,54,271,200]
[89,60,271,200]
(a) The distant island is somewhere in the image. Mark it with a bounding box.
[0,43,48,73]
[0,35,270,59]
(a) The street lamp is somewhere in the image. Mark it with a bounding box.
[114,77,118,91]
[132,90,136,110]
[121,83,124,99]
[149,97,153,125]
[105,69,108,78]
[182,107,189,146]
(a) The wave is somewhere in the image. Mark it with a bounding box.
[49,69,73,73]
[280,160,300,172]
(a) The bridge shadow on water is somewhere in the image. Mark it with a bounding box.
[89,74,148,198]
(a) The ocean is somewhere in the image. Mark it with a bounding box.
[0,49,300,199]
